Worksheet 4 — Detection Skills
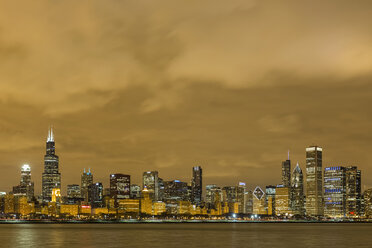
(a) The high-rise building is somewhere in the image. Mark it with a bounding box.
[305,145,323,216]
[13,164,34,201]
[345,166,362,217]
[158,178,165,201]
[142,171,159,201]
[81,168,93,202]
[266,185,276,215]
[275,185,291,216]
[88,182,103,208]
[130,184,141,199]
[291,162,305,216]
[282,151,291,187]
[236,183,245,214]
[363,188,372,218]
[191,166,202,205]
[324,166,346,218]
[42,127,61,202]
[163,180,189,201]
[252,186,266,215]
[67,184,81,198]
[244,190,254,215]
[110,174,130,203]
[205,185,222,209]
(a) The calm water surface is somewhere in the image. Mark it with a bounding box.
[0,223,371,248]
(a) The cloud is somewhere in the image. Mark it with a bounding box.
[0,0,372,116]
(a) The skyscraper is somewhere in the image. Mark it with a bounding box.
[88,182,103,208]
[191,166,202,205]
[324,166,346,218]
[345,166,362,217]
[205,184,222,209]
[282,151,291,187]
[13,164,34,201]
[81,168,93,202]
[67,184,81,198]
[110,174,130,203]
[42,127,61,202]
[266,185,276,216]
[142,171,159,201]
[291,162,305,216]
[305,145,323,216]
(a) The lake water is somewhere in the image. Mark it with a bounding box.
[0,223,370,248]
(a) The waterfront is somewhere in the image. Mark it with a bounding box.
[0,223,371,248]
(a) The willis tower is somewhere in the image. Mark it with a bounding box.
[42,127,61,202]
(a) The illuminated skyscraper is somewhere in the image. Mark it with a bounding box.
[345,166,362,217]
[282,151,291,187]
[88,182,103,208]
[81,168,93,202]
[191,166,202,205]
[130,184,141,199]
[266,185,276,215]
[305,145,323,216]
[205,185,222,209]
[291,162,305,216]
[110,174,130,203]
[42,127,61,202]
[67,184,81,198]
[275,185,291,216]
[364,188,372,218]
[142,171,159,201]
[324,166,346,218]
[13,164,34,201]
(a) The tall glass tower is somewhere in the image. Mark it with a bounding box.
[281,151,291,187]
[291,162,305,216]
[191,166,202,205]
[142,171,159,201]
[42,127,61,202]
[305,146,323,216]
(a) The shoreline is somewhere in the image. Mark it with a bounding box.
[0,220,371,224]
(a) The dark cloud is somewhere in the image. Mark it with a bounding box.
[0,1,372,193]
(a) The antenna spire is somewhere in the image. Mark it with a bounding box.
[47,126,54,142]
[287,150,290,160]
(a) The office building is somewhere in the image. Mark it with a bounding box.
[110,174,131,203]
[142,171,159,201]
[81,168,93,202]
[282,151,291,187]
[305,145,323,216]
[42,127,61,202]
[191,166,202,205]
[13,164,34,201]
[324,166,346,218]
[88,182,103,208]
[291,162,305,216]
[345,166,362,217]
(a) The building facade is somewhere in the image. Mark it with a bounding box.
[42,127,61,202]
[345,166,362,217]
[110,174,131,203]
[282,152,291,187]
[81,168,93,202]
[191,166,202,205]
[291,163,305,216]
[13,164,34,201]
[305,146,323,216]
[142,171,159,201]
[324,166,346,218]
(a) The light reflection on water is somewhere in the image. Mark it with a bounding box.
[1,223,371,248]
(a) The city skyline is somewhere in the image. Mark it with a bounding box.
[1,1,372,197]
[1,127,369,197]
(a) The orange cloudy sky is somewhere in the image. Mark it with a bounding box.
[0,0,372,193]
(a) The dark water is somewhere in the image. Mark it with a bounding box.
[0,223,371,248]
